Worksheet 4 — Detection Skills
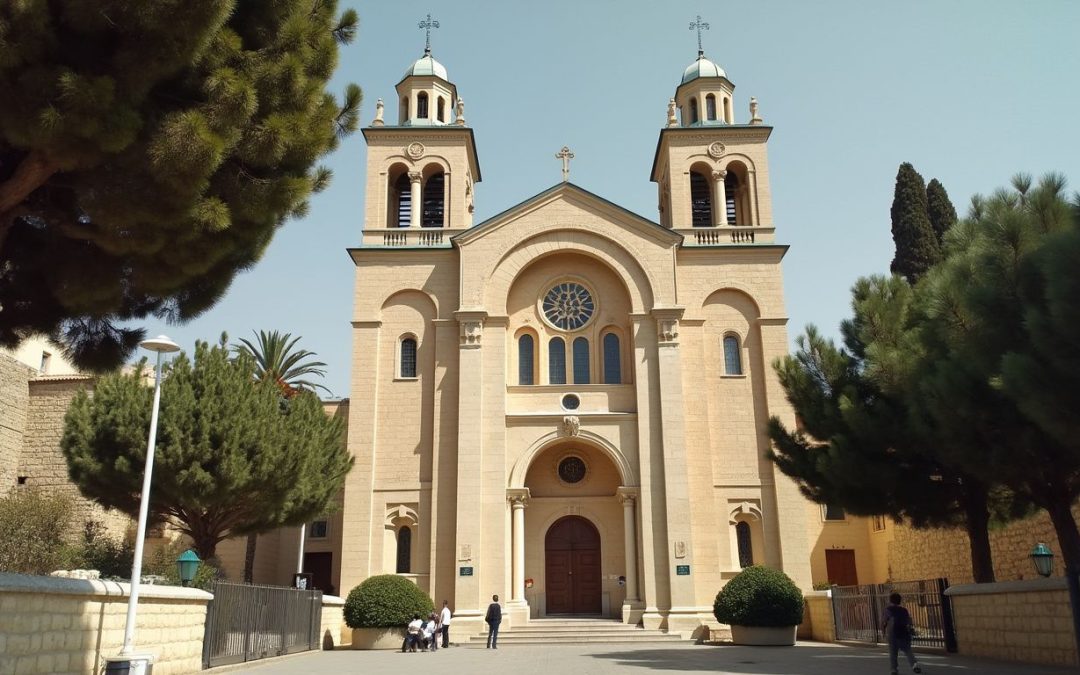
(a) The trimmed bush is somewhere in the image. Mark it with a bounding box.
[0,489,76,574]
[713,565,804,627]
[345,574,434,628]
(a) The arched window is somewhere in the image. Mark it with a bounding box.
[706,94,717,121]
[724,96,733,123]
[422,172,445,227]
[690,171,712,227]
[725,171,740,225]
[518,334,535,385]
[396,527,412,573]
[437,97,446,122]
[393,173,411,227]
[723,335,742,375]
[417,92,429,119]
[688,98,698,124]
[549,338,566,385]
[602,333,621,384]
[736,521,753,567]
[572,337,590,384]
[400,337,417,378]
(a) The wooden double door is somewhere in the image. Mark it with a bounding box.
[545,516,602,615]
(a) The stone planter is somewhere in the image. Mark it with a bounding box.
[350,626,408,650]
[729,624,798,646]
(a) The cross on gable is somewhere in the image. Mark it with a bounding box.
[555,146,575,182]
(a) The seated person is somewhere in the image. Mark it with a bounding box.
[424,612,439,651]
[403,614,423,652]
[421,615,436,650]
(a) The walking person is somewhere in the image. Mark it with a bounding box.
[440,600,452,648]
[881,592,921,674]
[484,594,502,649]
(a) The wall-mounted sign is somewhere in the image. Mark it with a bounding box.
[460,566,474,576]
[676,565,691,576]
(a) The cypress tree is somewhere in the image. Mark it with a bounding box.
[890,163,940,283]
[0,1,362,371]
[926,178,958,245]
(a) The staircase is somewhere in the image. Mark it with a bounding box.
[463,618,686,647]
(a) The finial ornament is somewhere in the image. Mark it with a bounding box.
[372,98,385,126]
[749,97,763,125]
[418,13,440,55]
[689,15,710,57]
[555,146,574,183]
[667,98,678,127]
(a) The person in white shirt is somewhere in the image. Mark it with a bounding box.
[423,613,438,651]
[439,600,452,648]
[404,614,423,652]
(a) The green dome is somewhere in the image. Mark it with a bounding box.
[682,55,726,84]
[403,53,448,81]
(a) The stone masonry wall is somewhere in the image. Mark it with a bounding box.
[0,572,211,675]
[888,505,1080,585]
[946,578,1078,667]
[800,592,835,643]
[0,354,32,498]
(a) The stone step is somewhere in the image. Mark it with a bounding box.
[464,634,684,647]
[463,619,686,646]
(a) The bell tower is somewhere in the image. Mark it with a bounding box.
[651,30,772,241]
[361,17,481,242]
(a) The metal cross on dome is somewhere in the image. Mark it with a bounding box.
[689,15,710,56]
[555,146,574,182]
[418,13,439,55]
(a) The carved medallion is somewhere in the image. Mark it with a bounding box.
[707,141,726,159]
[406,142,426,159]
[561,415,581,437]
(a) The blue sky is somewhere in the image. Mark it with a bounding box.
[139,0,1080,397]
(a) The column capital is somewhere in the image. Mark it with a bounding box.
[616,486,639,505]
[711,168,728,181]
[651,307,685,345]
[507,487,531,508]
[454,309,488,348]
[408,170,423,184]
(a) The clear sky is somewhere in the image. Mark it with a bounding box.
[137,0,1080,398]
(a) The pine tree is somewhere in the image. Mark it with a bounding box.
[0,1,362,371]
[890,163,940,283]
[926,178,958,245]
[61,338,353,559]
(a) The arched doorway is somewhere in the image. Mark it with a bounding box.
[545,516,602,614]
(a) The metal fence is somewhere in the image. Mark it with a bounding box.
[831,578,956,651]
[202,581,323,669]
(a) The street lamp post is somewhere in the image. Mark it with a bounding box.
[110,335,180,674]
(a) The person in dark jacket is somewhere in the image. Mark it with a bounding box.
[484,594,502,649]
[881,593,921,674]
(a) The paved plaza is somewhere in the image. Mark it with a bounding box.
[226,642,1076,675]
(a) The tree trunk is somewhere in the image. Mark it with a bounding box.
[962,484,995,583]
[0,151,58,251]
[243,533,257,583]
[190,531,220,561]
[1045,495,1080,574]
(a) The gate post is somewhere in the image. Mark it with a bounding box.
[938,578,958,653]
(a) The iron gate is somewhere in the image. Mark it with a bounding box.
[831,578,956,651]
[202,581,323,668]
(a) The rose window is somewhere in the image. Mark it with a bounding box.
[542,282,595,331]
[558,456,587,484]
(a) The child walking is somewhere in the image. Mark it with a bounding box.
[881,592,921,674]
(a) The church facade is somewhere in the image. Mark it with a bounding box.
[337,44,812,637]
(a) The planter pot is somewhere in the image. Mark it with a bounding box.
[729,624,798,646]
[350,626,408,650]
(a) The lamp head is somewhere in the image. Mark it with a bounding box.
[1031,542,1054,578]
[140,335,180,354]
[176,549,201,586]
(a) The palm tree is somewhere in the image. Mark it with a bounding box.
[232,330,332,582]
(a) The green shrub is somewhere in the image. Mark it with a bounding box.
[812,582,832,591]
[0,489,76,574]
[68,520,134,579]
[143,540,222,590]
[344,574,434,628]
[713,565,805,627]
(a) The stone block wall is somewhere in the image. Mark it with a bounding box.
[945,577,1078,667]
[320,594,346,649]
[0,572,212,675]
[800,591,835,643]
[0,354,32,497]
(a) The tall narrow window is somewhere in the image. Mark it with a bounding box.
[602,333,621,384]
[706,94,717,121]
[402,97,409,121]
[723,335,742,375]
[417,92,429,119]
[518,334,535,385]
[736,522,753,567]
[400,337,417,378]
[690,171,712,227]
[422,172,445,227]
[549,338,566,385]
[393,173,411,227]
[572,337,590,384]
[437,97,446,122]
[396,527,412,573]
[725,171,739,225]
[688,98,699,124]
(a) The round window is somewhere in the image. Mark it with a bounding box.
[558,456,587,484]
[542,282,595,331]
[561,394,580,410]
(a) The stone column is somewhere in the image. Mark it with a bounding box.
[747,170,759,227]
[408,171,422,228]
[712,170,728,226]
[617,486,642,624]
[507,488,530,605]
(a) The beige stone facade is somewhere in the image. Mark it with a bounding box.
[324,47,813,639]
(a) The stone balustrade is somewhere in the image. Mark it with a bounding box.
[362,228,451,248]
